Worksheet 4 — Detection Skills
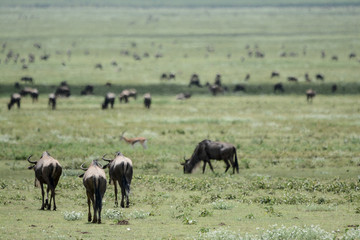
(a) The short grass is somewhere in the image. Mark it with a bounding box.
[0,3,359,240]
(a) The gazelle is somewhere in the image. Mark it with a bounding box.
[120,131,147,149]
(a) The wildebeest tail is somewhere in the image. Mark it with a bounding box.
[122,163,132,196]
[94,178,102,212]
[234,147,239,173]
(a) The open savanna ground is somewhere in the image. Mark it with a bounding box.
[0,1,360,239]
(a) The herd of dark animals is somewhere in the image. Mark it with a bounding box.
[27,138,237,223]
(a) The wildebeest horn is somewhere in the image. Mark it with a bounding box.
[80,163,88,171]
[102,154,112,162]
[27,155,37,164]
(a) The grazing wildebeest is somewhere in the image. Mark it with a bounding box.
[176,93,192,100]
[20,87,39,102]
[331,84,338,93]
[306,89,316,102]
[209,84,224,96]
[95,63,103,70]
[81,85,94,95]
[144,93,151,109]
[14,82,21,89]
[316,74,324,81]
[214,74,222,86]
[332,55,338,61]
[287,76,298,82]
[102,152,133,208]
[48,93,56,110]
[233,84,246,92]
[188,74,202,87]
[181,139,239,174]
[119,90,130,103]
[79,160,107,224]
[161,73,168,80]
[21,76,33,84]
[305,73,311,82]
[349,52,356,59]
[8,93,21,110]
[271,71,280,78]
[27,151,62,210]
[168,73,176,80]
[40,54,50,61]
[274,83,284,93]
[128,89,137,100]
[55,85,71,97]
[102,92,115,109]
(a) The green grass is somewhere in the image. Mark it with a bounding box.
[0,3,360,240]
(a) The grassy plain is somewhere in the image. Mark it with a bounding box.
[0,2,360,240]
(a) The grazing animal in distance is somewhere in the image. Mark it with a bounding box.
[233,84,246,92]
[214,74,222,86]
[27,151,62,210]
[8,93,21,110]
[349,52,356,59]
[79,160,107,224]
[273,83,284,93]
[143,93,151,109]
[102,152,133,208]
[287,76,298,82]
[181,139,239,174]
[316,74,324,81]
[271,71,280,78]
[102,92,115,109]
[48,93,56,110]
[95,63,103,70]
[120,131,147,149]
[21,76,33,84]
[20,87,39,102]
[119,90,130,103]
[305,73,311,82]
[331,84,337,93]
[208,84,224,96]
[81,85,94,95]
[188,74,202,87]
[306,89,316,102]
[244,73,250,81]
[55,85,71,97]
[176,93,192,100]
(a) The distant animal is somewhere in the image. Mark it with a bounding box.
[14,82,21,89]
[95,63,103,70]
[55,85,71,97]
[316,74,324,81]
[161,73,176,80]
[102,92,115,109]
[81,85,94,95]
[273,83,284,93]
[271,71,280,78]
[331,84,337,93]
[214,74,222,86]
[233,84,246,92]
[21,76,33,83]
[181,139,239,174]
[244,73,250,81]
[40,54,50,61]
[128,89,137,100]
[48,93,56,110]
[188,74,202,87]
[176,93,192,100]
[119,90,130,103]
[143,93,151,109]
[304,73,311,82]
[306,89,316,102]
[8,93,21,110]
[331,55,338,61]
[349,52,356,59]
[20,87,39,102]
[287,76,298,82]
[209,84,224,96]
[79,160,107,224]
[102,152,133,208]
[27,151,62,210]
[120,131,147,149]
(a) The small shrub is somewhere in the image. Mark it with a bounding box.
[182,216,197,225]
[63,211,83,221]
[212,199,234,210]
[199,208,213,217]
[245,213,255,219]
[104,209,126,221]
[129,210,150,219]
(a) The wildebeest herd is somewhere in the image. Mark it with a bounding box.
[27,138,238,223]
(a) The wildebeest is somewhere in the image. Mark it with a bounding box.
[273,83,284,93]
[306,89,316,102]
[95,63,103,70]
[79,160,107,223]
[305,73,311,82]
[208,84,224,96]
[102,92,115,109]
[271,71,280,78]
[40,54,50,61]
[331,55,338,61]
[188,74,202,87]
[128,89,137,100]
[55,85,71,97]
[119,90,130,103]
[20,87,39,102]
[14,82,21,89]
[244,73,250,81]
[81,85,94,95]
[287,76,298,82]
[27,151,62,210]
[21,76,33,83]
[161,72,176,80]
[181,139,239,174]
[316,74,324,81]
[214,74,222,86]
[233,84,246,92]
[8,93,21,110]
[331,84,338,93]
[349,52,356,59]
[144,93,151,109]
[48,93,56,110]
[102,152,133,208]
[176,93,192,100]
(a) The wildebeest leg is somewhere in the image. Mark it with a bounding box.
[51,187,56,211]
[114,180,118,207]
[46,185,50,210]
[17,100,20,109]
[202,161,207,173]
[224,159,231,173]
[120,186,125,208]
[90,193,97,223]
[40,183,45,210]
[86,191,92,222]
[207,160,215,173]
